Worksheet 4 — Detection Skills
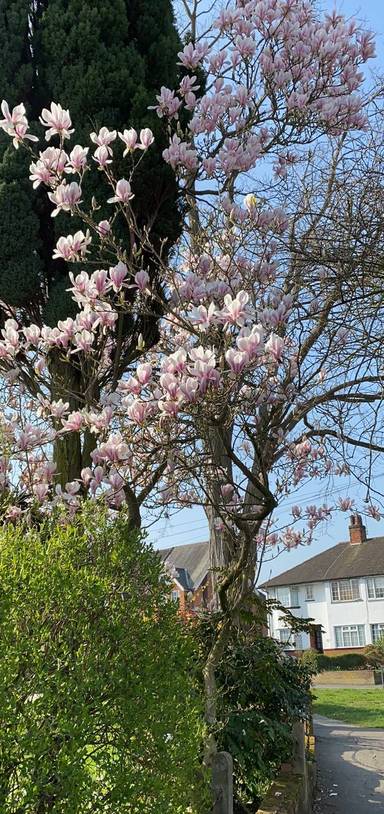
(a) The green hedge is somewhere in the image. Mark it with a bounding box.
[0,505,208,813]
[317,653,368,671]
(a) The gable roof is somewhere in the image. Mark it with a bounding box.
[260,536,384,588]
[160,541,209,590]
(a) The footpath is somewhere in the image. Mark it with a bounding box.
[313,715,384,813]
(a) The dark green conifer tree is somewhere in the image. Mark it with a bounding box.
[0,1,182,485]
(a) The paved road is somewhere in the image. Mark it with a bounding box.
[314,715,384,813]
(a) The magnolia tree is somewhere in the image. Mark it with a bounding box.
[0,0,382,746]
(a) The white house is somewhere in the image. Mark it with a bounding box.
[260,514,384,654]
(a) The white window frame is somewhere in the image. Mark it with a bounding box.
[334,624,365,648]
[277,586,299,608]
[278,628,294,648]
[290,586,299,607]
[371,623,384,643]
[305,584,314,601]
[367,576,384,600]
[331,578,360,602]
[277,587,290,607]
[295,633,303,651]
[171,590,179,603]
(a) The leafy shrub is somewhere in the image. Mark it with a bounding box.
[0,506,208,813]
[299,649,319,674]
[364,636,384,667]
[195,618,313,813]
[317,653,368,671]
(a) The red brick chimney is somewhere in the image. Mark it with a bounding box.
[349,513,367,545]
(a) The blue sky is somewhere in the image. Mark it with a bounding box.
[148,0,384,580]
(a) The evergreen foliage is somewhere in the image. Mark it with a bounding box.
[0,0,182,325]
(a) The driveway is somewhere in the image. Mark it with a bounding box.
[314,715,384,813]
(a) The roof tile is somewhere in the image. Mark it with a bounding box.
[260,536,384,588]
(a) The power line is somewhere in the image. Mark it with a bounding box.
[146,470,384,542]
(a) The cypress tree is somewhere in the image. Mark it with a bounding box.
[0,1,182,485]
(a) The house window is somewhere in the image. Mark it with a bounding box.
[290,586,299,607]
[331,579,360,602]
[334,625,365,648]
[371,623,384,643]
[277,587,290,607]
[171,590,179,604]
[278,628,293,647]
[305,584,314,601]
[277,586,299,608]
[295,633,303,651]
[367,576,384,600]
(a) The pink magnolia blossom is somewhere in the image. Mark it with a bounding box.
[93,144,112,167]
[33,483,49,502]
[150,86,182,119]
[96,304,118,331]
[0,100,38,148]
[49,399,70,419]
[177,42,209,69]
[291,505,302,519]
[265,333,285,362]
[162,349,187,375]
[134,270,150,292]
[61,412,83,432]
[190,359,220,394]
[237,325,264,358]
[81,467,93,486]
[23,324,41,346]
[158,399,180,417]
[72,330,95,353]
[163,134,198,171]
[121,377,142,397]
[136,363,152,385]
[138,128,154,149]
[225,348,249,376]
[85,407,113,434]
[107,178,134,204]
[220,291,252,327]
[40,102,74,141]
[338,497,355,512]
[109,261,128,292]
[119,128,138,153]
[29,147,68,187]
[189,303,218,331]
[48,181,82,216]
[189,346,215,366]
[91,269,109,296]
[178,376,199,403]
[66,144,89,172]
[53,230,91,261]
[97,220,111,237]
[90,127,117,150]
[367,504,381,521]
[127,400,152,425]
[160,373,179,399]
[65,481,81,496]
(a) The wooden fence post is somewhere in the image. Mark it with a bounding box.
[292,720,305,775]
[212,751,233,814]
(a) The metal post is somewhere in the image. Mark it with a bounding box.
[212,751,233,814]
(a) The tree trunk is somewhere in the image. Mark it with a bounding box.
[49,353,83,487]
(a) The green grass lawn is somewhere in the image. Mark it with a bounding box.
[313,688,384,728]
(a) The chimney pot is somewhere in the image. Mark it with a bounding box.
[349,513,367,545]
